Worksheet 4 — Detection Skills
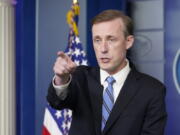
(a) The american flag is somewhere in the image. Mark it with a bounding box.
[65,30,88,66]
[42,1,88,135]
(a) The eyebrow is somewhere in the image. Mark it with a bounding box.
[93,35,116,39]
[106,35,116,39]
[93,35,101,39]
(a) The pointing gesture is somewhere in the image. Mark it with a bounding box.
[53,51,77,85]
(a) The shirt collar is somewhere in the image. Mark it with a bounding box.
[100,59,131,85]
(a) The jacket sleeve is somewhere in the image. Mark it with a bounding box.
[46,66,87,111]
[46,80,77,110]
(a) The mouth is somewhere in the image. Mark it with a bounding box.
[100,58,111,63]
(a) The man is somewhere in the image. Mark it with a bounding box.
[47,10,167,135]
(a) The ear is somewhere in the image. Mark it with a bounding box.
[125,35,134,50]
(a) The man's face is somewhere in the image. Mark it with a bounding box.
[92,18,134,74]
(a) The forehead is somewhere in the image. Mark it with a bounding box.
[92,18,124,36]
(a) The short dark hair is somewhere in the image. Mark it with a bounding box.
[91,9,133,37]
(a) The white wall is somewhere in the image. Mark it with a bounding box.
[129,0,164,82]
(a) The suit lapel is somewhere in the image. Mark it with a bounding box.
[87,67,103,135]
[103,68,141,134]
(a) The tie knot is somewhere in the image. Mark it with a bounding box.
[106,76,115,85]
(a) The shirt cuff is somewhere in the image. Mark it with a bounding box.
[52,75,72,98]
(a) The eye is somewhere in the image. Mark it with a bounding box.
[107,38,116,44]
[110,38,115,42]
[94,38,101,44]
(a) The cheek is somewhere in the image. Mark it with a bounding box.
[111,46,124,55]
[93,45,98,52]
[111,47,126,60]
[93,46,100,57]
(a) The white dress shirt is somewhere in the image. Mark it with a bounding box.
[100,60,130,102]
[53,60,131,101]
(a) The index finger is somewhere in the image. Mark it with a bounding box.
[57,51,69,59]
[57,51,73,63]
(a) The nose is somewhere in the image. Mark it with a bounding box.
[100,40,108,53]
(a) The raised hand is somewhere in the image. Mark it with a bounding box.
[53,51,77,85]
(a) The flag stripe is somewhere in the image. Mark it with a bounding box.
[42,126,51,135]
[43,108,63,135]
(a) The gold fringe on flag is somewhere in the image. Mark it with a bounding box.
[66,0,80,36]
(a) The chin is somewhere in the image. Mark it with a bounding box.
[99,63,112,71]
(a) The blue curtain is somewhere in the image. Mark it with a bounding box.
[15,0,35,135]
[165,0,180,134]
[86,0,127,66]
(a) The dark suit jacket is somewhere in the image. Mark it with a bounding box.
[47,65,167,135]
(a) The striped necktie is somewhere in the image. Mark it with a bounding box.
[101,76,115,131]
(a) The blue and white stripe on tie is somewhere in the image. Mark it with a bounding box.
[102,76,115,131]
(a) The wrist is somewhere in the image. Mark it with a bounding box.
[54,75,70,85]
